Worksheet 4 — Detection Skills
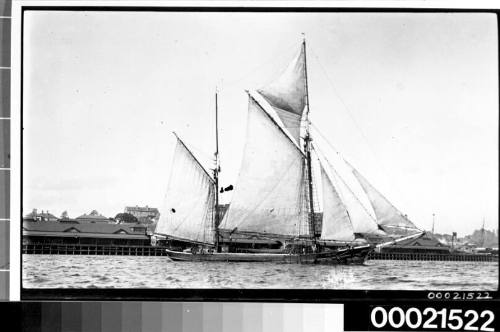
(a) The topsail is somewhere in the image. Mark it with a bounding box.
[156,136,215,244]
[258,46,307,144]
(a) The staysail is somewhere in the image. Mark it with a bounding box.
[312,139,383,235]
[319,154,382,235]
[349,164,419,231]
[221,96,308,237]
[319,161,355,241]
[257,45,306,144]
[155,136,215,244]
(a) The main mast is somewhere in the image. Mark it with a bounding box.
[214,88,220,251]
[302,35,316,239]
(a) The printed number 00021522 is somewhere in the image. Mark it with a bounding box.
[370,307,494,331]
[427,292,493,300]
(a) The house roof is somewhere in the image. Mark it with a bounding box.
[24,212,59,220]
[76,210,108,220]
[76,214,108,220]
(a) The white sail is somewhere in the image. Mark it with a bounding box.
[319,154,382,235]
[155,137,215,244]
[257,45,306,143]
[350,165,419,231]
[319,162,355,241]
[221,96,309,237]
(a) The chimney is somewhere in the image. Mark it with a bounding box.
[32,208,37,217]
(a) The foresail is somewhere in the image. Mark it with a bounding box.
[257,45,306,143]
[350,166,419,231]
[221,97,308,237]
[155,137,215,244]
[320,162,355,241]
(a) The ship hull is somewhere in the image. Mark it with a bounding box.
[165,245,371,265]
[315,245,372,265]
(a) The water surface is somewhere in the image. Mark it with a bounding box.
[23,255,498,290]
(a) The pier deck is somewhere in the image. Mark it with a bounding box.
[23,243,169,256]
[368,251,497,262]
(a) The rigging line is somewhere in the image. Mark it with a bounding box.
[218,41,299,89]
[309,47,406,202]
[309,47,377,152]
[312,123,421,231]
[383,225,422,230]
[310,122,343,156]
[313,142,379,226]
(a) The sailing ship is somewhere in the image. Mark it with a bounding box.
[154,37,423,264]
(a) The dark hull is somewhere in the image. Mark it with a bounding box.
[165,245,372,265]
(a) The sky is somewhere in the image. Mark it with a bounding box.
[22,11,498,236]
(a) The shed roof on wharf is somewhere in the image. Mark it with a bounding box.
[381,232,451,253]
[22,220,150,246]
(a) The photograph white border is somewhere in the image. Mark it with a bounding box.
[10,0,500,301]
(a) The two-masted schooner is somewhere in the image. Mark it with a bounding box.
[154,37,422,264]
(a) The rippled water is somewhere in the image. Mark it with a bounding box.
[23,255,498,290]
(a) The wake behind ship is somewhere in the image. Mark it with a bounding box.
[153,37,424,264]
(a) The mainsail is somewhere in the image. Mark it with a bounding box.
[257,45,306,143]
[319,161,355,241]
[349,164,419,231]
[221,96,308,237]
[155,136,215,244]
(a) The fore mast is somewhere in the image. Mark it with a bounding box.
[213,88,221,251]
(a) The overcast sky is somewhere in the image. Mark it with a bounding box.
[23,11,498,236]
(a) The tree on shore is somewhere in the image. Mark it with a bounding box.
[114,213,138,224]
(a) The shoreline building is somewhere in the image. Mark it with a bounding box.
[24,209,59,222]
[124,206,160,224]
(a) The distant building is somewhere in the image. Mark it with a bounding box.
[124,206,160,224]
[382,232,451,254]
[456,241,477,253]
[76,210,110,223]
[24,209,59,222]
